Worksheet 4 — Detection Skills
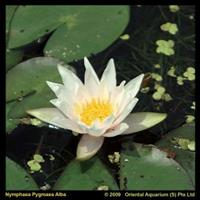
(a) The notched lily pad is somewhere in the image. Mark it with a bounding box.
[6,157,39,190]
[120,142,194,190]
[156,124,195,187]
[53,157,119,190]
[6,57,74,118]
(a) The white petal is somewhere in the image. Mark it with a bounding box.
[86,115,115,137]
[123,112,167,134]
[84,57,100,95]
[74,85,91,104]
[46,81,75,102]
[26,108,85,133]
[57,64,83,92]
[110,81,126,112]
[50,98,76,120]
[113,98,138,125]
[46,81,64,96]
[103,123,129,137]
[76,135,104,161]
[125,74,144,98]
[101,58,116,91]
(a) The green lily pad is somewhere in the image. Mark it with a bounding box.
[6,157,39,190]
[6,6,24,71]
[6,48,24,71]
[44,6,129,62]
[6,6,18,43]
[120,142,194,190]
[8,6,129,63]
[6,57,72,118]
[156,123,195,187]
[6,101,20,133]
[53,157,119,190]
[8,6,71,48]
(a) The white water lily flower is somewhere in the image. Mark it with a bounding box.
[27,57,167,161]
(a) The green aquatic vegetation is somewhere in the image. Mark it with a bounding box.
[120,34,130,40]
[176,76,186,85]
[156,40,175,56]
[152,84,172,102]
[167,66,176,77]
[140,86,150,93]
[151,73,163,81]
[97,185,109,190]
[191,102,195,110]
[188,141,195,151]
[30,118,42,126]
[185,115,195,124]
[160,22,178,35]
[171,137,195,151]
[27,154,45,172]
[154,64,161,69]
[183,67,195,81]
[108,152,121,164]
[169,5,180,13]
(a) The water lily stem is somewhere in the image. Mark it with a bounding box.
[35,134,45,154]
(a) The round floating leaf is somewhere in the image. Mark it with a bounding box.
[8,5,129,63]
[156,123,195,187]
[8,6,73,49]
[6,157,39,190]
[6,48,24,71]
[6,57,73,118]
[6,5,18,43]
[120,142,194,190]
[44,6,129,62]
[53,157,118,190]
[6,101,20,133]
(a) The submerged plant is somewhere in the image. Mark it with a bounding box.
[27,57,167,161]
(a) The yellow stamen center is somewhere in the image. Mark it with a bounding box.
[75,99,113,126]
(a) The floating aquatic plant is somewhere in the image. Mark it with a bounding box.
[167,66,176,77]
[183,67,195,81]
[191,102,195,110]
[169,5,180,13]
[120,34,130,40]
[151,73,163,81]
[160,22,178,35]
[27,154,45,172]
[185,115,195,123]
[156,40,175,56]
[176,76,186,85]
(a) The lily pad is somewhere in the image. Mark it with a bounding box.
[8,6,129,63]
[6,6,24,71]
[6,57,73,118]
[44,6,129,62]
[8,6,71,48]
[53,157,119,190]
[6,157,39,190]
[156,123,195,186]
[6,5,18,43]
[120,142,194,190]
[6,48,24,71]
[6,101,20,133]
